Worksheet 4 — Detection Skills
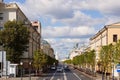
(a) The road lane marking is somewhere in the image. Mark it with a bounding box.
[73,73,81,80]
[63,70,67,80]
[50,71,57,80]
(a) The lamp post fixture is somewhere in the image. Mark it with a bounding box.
[112,45,116,80]
[29,61,31,80]
[112,60,114,80]
[20,62,23,80]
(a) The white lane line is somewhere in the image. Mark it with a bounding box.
[50,71,57,80]
[73,73,81,80]
[63,70,67,80]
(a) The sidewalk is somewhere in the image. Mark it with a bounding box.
[0,77,39,80]
[75,69,102,80]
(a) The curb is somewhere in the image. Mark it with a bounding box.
[75,69,102,80]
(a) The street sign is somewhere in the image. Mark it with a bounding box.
[117,64,120,72]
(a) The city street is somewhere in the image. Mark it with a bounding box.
[1,0,120,80]
[38,67,93,80]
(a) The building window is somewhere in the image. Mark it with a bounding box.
[113,34,117,42]
[0,13,3,20]
[0,27,3,30]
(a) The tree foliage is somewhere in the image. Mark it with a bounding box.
[0,20,29,63]
[99,44,114,79]
[33,49,58,72]
[70,50,96,70]
[64,59,72,64]
[33,50,47,70]
[114,40,120,62]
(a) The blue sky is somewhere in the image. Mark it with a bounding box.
[4,0,120,60]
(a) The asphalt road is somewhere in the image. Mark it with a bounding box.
[38,67,93,80]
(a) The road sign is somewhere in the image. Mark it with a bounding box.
[117,64,120,72]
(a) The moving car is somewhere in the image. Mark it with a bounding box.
[51,66,56,70]
[56,67,63,72]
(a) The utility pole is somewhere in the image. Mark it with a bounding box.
[0,45,3,78]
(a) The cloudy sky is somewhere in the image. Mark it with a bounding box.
[4,0,120,60]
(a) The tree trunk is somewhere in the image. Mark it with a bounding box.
[36,70,38,76]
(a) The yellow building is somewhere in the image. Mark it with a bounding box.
[89,22,120,73]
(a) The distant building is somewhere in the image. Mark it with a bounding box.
[55,52,59,60]
[41,40,55,58]
[69,48,81,60]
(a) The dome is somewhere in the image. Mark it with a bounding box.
[41,40,50,45]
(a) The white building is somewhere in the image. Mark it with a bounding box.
[69,49,81,60]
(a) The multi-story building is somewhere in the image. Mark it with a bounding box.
[31,21,41,34]
[41,40,55,58]
[0,3,41,70]
[90,22,120,59]
[89,22,120,74]
[69,49,80,60]
[69,44,87,60]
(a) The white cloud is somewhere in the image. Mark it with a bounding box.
[42,26,96,38]
[52,10,105,27]
[17,0,120,23]
[13,0,120,60]
[17,0,74,20]
[73,0,120,16]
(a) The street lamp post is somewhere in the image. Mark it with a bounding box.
[29,61,31,80]
[102,52,104,80]
[20,62,23,80]
[112,60,114,80]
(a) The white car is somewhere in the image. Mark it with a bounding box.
[56,67,63,72]
[51,66,56,70]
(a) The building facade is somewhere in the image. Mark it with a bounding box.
[31,21,41,34]
[89,22,120,74]
[69,49,81,60]
[41,40,55,58]
[0,3,41,70]
[90,22,120,59]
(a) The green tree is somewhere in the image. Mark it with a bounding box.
[99,44,113,79]
[46,55,58,66]
[0,20,29,63]
[114,40,120,62]
[33,50,47,75]
[88,50,96,75]
[64,59,72,64]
